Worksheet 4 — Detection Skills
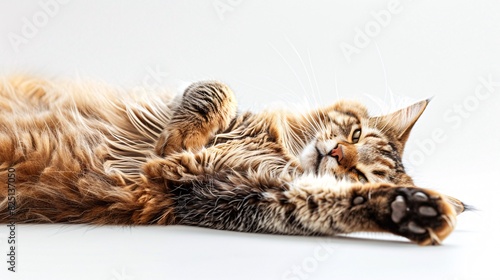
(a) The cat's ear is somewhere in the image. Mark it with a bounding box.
[370,99,430,147]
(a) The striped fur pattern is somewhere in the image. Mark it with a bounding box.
[0,77,463,245]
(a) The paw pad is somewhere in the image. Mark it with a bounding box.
[408,221,426,234]
[418,206,437,217]
[353,196,365,205]
[385,187,457,245]
[390,195,407,223]
[413,191,428,201]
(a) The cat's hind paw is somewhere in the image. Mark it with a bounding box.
[386,187,457,245]
[144,152,203,182]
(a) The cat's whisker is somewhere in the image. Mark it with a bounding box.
[269,42,309,97]
[333,70,340,102]
[373,41,389,105]
[304,109,328,136]
[307,49,322,103]
[285,36,316,99]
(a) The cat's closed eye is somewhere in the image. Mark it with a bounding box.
[353,168,368,183]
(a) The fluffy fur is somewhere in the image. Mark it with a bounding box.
[0,77,464,245]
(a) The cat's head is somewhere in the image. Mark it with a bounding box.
[299,99,429,186]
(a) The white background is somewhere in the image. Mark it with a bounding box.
[1,0,499,279]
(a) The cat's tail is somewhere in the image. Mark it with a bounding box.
[0,168,175,225]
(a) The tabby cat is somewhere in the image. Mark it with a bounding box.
[0,77,466,245]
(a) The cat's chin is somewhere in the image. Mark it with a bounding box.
[299,142,319,174]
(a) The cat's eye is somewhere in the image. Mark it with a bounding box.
[352,129,361,143]
[356,170,368,183]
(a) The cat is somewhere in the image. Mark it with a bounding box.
[0,76,466,246]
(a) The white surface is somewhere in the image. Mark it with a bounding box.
[0,0,499,279]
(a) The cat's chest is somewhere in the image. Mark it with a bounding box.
[206,114,302,175]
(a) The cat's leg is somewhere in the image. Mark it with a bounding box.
[155,81,237,156]
[171,173,456,245]
[146,140,302,182]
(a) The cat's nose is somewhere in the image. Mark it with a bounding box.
[329,144,344,162]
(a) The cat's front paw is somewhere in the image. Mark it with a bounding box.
[385,187,457,245]
[155,80,237,157]
[155,128,206,156]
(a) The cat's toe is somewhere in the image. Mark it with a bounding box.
[144,153,205,182]
[386,188,457,245]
